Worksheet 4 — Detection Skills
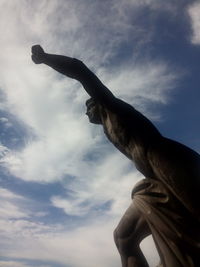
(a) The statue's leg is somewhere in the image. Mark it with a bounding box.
[114,201,151,267]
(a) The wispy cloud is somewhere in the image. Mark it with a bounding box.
[0,189,119,266]
[0,188,28,220]
[0,59,179,182]
[51,153,141,217]
[188,2,200,45]
[1,217,118,267]
[0,143,9,158]
[0,0,180,185]
[1,211,158,267]
[0,1,185,266]
[0,261,31,267]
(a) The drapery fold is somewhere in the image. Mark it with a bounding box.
[132,178,200,267]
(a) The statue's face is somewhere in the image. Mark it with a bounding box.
[85,99,102,124]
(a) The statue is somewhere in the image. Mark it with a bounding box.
[31,45,200,267]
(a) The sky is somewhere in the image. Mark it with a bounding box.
[0,0,200,266]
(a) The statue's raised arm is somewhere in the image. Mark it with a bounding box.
[31,45,114,106]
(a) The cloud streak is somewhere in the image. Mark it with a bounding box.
[188,2,200,45]
[0,0,188,266]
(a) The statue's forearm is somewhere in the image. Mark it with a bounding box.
[43,53,78,78]
[43,53,114,103]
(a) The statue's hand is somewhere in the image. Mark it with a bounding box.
[31,45,46,64]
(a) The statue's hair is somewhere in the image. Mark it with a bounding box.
[85,98,95,107]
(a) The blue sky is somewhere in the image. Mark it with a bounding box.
[0,0,200,266]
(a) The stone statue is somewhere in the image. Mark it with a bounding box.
[31,45,200,267]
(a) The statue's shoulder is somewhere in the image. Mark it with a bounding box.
[99,97,136,118]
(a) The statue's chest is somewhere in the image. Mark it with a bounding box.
[100,107,156,177]
[102,112,132,158]
[103,113,123,143]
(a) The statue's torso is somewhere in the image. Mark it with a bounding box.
[99,105,156,178]
[98,103,200,217]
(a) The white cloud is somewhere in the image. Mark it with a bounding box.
[0,217,117,267]
[0,143,9,158]
[0,202,28,220]
[51,153,140,217]
[0,1,180,267]
[0,261,31,267]
[0,54,179,182]
[102,61,178,111]
[188,2,200,45]
[0,188,28,220]
[0,117,8,123]
[0,216,159,267]
[0,181,159,267]
[0,188,24,199]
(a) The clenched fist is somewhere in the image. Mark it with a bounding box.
[31,45,46,64]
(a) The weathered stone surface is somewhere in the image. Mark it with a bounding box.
[32,45,200,266]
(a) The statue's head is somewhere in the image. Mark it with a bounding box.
[85,98,102,124]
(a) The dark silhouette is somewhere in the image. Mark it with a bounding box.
[32,45,200,267]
